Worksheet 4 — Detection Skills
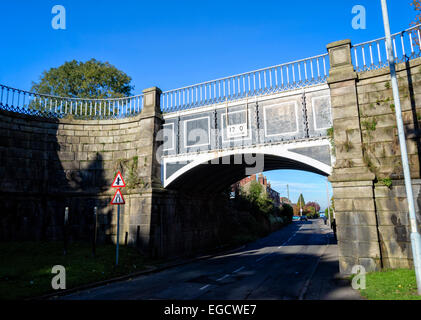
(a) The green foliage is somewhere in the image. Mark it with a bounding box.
[279,203,294,221]
[362,118,378,132]
[115,157,144,190]
[379,177,393,188]
[31,59,133,99]
[327,127,336,155]
[390,104,395,112]
[297,193,305,209]
[248,181,265,202]
[235,182,292,224]
[343,139,354,152]
[385,82,391,89]
[0,241,157,300]
[358,268,421,300]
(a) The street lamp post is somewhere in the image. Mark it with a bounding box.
[326,178,331,227]
[380,0,421,294]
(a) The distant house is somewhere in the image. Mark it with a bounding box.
[231,173,281,207]
[280,197,291,205]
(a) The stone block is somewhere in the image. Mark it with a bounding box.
[338,240,381,259]
[333,185,373,199]
[337,225,379,242]
[336,210,377,226]
[380,240,412,259]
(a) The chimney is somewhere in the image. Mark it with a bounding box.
[258,174,264,185]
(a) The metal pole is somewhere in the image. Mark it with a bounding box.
[63,207,69,256]
[326,178,331,227]
[381,0,421,294]
[92,206,98,257]
[327,180,331,225]
[116,204,120,266]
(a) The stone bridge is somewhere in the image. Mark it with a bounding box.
[1,25,421,274]
[160,83,332,192]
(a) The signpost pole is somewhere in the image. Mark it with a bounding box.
[111,171,125,267]
[116,203,120,266]
[92,206,98,257]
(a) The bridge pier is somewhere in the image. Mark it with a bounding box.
[327,39,421,274]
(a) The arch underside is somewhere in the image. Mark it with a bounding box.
[163,139,332,193]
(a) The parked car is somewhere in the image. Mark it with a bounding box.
[300,215,308,221]
[292,216,300,221]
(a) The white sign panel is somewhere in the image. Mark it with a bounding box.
[227,123,248,139]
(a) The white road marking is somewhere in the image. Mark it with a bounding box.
[199,225,307,291]
[216,274,230,282]
[279,226,302,248]
[256,252,273,262]
[233,266,245,273]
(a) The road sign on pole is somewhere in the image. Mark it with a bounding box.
[111,171,126,188]
[110,189,125,205]
[110,172,126,266]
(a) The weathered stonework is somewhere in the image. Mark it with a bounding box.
[327,39,421,274]
[0,86,282,258]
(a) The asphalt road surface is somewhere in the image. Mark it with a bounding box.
[59,219,361,300]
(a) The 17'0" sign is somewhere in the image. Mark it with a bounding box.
[227,123,248,139]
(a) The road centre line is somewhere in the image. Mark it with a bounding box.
[216,274,230,282]
[279,225,302,248]
[256,252,274,262]
[233,266,245,273]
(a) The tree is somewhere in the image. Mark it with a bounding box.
[324,196,335,221]
[411,0,421,48]
[412,0,421,26]
[248,181,265,202]
[297,194,305,211]
[31,59,133,99]
[306,201,321,213]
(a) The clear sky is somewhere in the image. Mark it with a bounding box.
[0,0,416,209]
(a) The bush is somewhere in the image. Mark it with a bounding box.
[306,212,320,219]
[278,203,293,223]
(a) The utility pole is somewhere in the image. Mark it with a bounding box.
[287,184,290,202]
[381,0,421,294]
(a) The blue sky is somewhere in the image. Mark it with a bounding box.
[0,0,416,209]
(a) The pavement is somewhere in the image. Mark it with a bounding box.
[57,219,362,300]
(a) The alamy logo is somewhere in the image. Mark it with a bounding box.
[51,5,66,30]
[351,5,366,30]
[51,265,66,290]
[351,265,366,290]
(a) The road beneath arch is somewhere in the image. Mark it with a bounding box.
[58,220,361,300]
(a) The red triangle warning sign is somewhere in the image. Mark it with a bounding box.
[112,171,126,188]
[111,189,125,205]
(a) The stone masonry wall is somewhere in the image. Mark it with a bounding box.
[357,59,421,269]
[0,88,162,255]
[0,86,278,259]
[328,39,421,274]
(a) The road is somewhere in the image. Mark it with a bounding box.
[59,219,361,300]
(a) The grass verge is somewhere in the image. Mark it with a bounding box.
[358,268,421,300]
[0,241,159,300]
